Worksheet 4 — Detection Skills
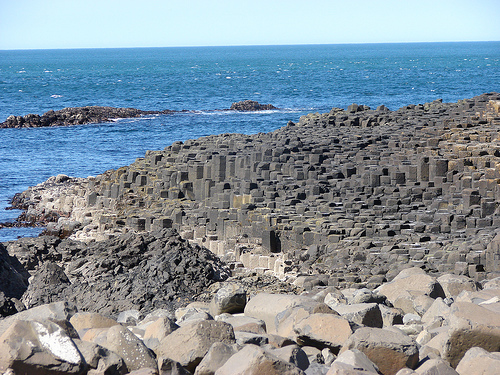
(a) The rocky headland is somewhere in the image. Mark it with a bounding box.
[1,93,500,374]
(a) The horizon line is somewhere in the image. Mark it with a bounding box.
[1,39,499,52]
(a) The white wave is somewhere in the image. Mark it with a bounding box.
[50,95,63,98]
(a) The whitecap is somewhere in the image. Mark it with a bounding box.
[51,95,63,98]
[44,70,52,73]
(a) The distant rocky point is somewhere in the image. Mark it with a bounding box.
[0,100,278,128]
[0,106,175,128]
[229,100,278,111]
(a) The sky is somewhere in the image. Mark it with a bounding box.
[0,0,499,50]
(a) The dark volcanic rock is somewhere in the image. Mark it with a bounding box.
[0,243,29,317]
[0,106,174,128]
[229,100,278,111]
[0,243,29,300]
[17,229,231,317]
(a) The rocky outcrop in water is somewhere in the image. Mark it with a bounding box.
[229,100,278,111]
[0,100,279,128]
[0,106,174,128]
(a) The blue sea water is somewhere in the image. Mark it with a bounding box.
[1,42,499,241]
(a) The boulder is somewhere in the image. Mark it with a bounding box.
[376,269,445,312]
[0,243,29,312]
[85,324,158,372]
[214,344,305,375]
[328,349,380,374]
[0,319,85,374]
[436,274,477,298]
[276,304,337,341]
[341,327,419,375]
[379,305,404,327]
[176,307,213,326]
[235,331,269,346]
[293,313,352,352]
[73,338,127,375]
[269,345,310,371]
[158,357,191,375]
[194,342,239,375]
[324,290,348,309]
[426,302,500,367]
[156,320,235,372]
[483,277,500,289]
[215,313,267,334]
[244,293,330,334]
[414,358,458,374]
[143,316,179,350]
[332,303,383,328]
[69,312,118,333]
[208,282,247,316]
[455,346,500,374]
[421,298,451,325]
[0,301,78,337]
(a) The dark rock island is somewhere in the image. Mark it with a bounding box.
[229,100,278,111]
[1,94,500,374]
[0,100,278,128]
[0,106,174,128]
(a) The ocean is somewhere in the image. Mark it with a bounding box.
[1,42,499,241]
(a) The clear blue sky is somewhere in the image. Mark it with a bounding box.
[1,0,499,50]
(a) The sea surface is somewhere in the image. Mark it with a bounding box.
[1,42,499,241]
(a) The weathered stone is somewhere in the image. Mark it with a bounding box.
[327,349,380,374]
[156,320,235,372]
[269,345,310,371]
[73,338,127,375]
[0,301,78,337]
[332,303,383,328]
[70,312,118,333]
[208,282,246,316]
[143,316,180,350]
[87,324,158,372]
[427,302,500,367]
[455,346,500,375]
[215,313,266,334]
[436,274,477,298]
[244,293,330,334]
[341,327,419,375]
[214,344,305,375]
[376,269,445,308]
[293,313,352,352]
[0,319,85,374]
[194,342,238,375]
[414,358,458,374]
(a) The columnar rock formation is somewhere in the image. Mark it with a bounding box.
[2,94,500,374]
[11,93,500,284]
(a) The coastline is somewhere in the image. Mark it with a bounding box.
[1,93,500,374]
[6,93,500,281]
[0,100,278,128]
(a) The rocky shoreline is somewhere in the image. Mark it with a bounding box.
[1,93,500,374]
[0,100,278,128]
